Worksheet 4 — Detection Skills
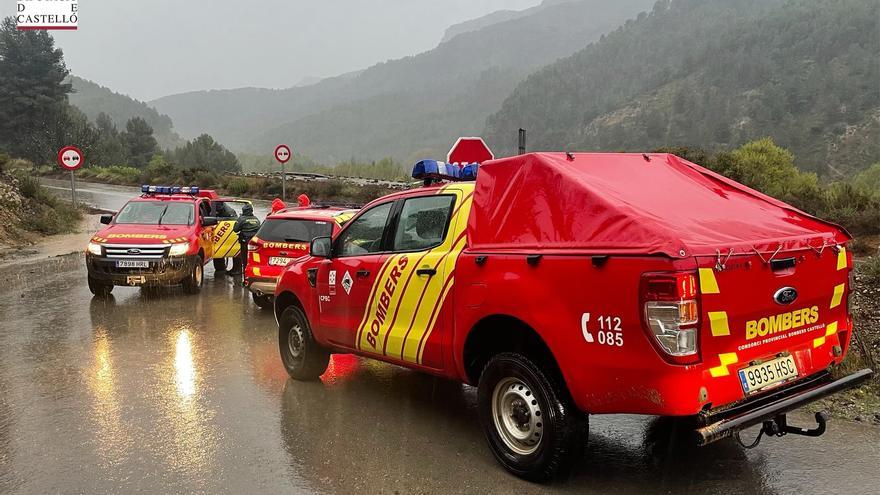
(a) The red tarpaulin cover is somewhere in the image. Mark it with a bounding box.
[466,153,849,258]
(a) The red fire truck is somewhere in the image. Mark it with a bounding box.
[272,153,872,480]
[86,185,252,295]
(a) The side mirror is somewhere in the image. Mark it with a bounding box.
[201,216,219,227]
[99,214,113,225]
[310,236,332,258]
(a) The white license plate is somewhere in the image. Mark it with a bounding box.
[126,275,146,286]
[116,260,149,268]
[269,257,292,267]
[738,355,798,394]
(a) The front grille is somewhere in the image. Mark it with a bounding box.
[103,244,168,259]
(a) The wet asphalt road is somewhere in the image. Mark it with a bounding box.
[0,180,874,493]
[1,259,879,494]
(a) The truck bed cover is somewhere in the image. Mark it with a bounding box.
[467,153,849,257]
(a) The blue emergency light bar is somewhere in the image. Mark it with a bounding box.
[141,185,200,195]
[412,160,479,181]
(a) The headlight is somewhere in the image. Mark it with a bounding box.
[168,242,190,256]
[87,242,102,256]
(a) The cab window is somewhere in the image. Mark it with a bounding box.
[392,195,455,252]
[336,202,393,257]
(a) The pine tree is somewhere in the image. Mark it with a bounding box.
[122,117,158,168]
[0,16,72,163]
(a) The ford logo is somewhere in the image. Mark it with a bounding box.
[774,287,798,305]
[127,249,141,255]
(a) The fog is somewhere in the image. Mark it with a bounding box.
[50,0,542,101]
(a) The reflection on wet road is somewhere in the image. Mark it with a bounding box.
[1,254,878,493]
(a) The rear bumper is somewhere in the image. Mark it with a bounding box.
[86,254,198,286]
[694,368,873,445]
[244,276,277,297]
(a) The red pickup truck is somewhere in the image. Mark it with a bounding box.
[273,153,872,480]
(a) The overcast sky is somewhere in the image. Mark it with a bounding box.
[47,0,542,102]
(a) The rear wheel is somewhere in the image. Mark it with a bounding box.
[252,292,273,309]
[87,275,113,297]
[182,258,204,294]
[278,305,329,380]
[477,352,588,482]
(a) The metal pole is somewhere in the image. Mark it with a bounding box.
[282,162,286,201]
[518,128,527,155]
[69,170,77,207]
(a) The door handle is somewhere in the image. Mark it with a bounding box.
[417,267,437,277]
[356,269,371,278]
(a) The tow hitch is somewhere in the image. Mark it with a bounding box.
[736,411,829,449]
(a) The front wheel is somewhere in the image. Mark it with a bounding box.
[87,275,113,297]
[182,258,204,294]
[278,305,329,380]
[477,352,588,482]
[252,292,273,309]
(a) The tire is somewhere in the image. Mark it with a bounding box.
[252,292,273,309]
[213,258,229,273]
[87,275,113,297]
[182,258,204,294]
[278,305,330,380]
[477,352,588,482]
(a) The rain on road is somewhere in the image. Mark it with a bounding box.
[0,181,876,494]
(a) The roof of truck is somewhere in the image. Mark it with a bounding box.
[467,153,849,258]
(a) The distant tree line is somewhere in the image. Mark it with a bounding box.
[0,17,239,173]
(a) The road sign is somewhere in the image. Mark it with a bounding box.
[274,144,291,201]
[447,137,494,164]
[274,144,291,164]
[57,146,83,170]
[57,146,83,207]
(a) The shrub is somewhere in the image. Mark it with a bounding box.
[860,256,880,287]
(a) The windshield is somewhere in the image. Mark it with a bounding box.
[114,201,195,225]
[258,219,332,243]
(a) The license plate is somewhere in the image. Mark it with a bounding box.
[738,355,798,394]
[116,260,149,268]
[126,275,146,286]
[269,257,292,267]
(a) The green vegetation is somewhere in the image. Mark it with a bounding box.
[67,75,183,149]
[862,256,880,287]
[486,0,879,178]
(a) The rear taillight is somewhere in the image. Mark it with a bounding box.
[247,241,259,252]
[640,272,700,364]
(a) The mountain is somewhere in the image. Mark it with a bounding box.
[485,0,880,177]
[151,0,654,162]
[440,0,575,42]
[67,76,183,149]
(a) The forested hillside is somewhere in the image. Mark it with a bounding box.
[68,76,182,149]
[485,0,879,177]
[152,0,653,161]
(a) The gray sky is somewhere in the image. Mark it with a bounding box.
[48,0,542,102]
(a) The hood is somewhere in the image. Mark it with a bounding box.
[467,153,849,258]
[91,223,196,245]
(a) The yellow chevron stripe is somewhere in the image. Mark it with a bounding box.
[708,311,730,337]
[699,268,719,294]
[830,284,845,309]
[709,353,738,378]
[837,247,847,270]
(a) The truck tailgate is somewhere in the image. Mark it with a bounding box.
[697,246,851,392]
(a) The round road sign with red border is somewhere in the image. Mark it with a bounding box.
[57,146,84,171]
[274,144,292,164]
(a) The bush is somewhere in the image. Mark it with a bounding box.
[16,174,42,200]
[860,256,880,287]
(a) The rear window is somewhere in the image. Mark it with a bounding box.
[258,219,332,243]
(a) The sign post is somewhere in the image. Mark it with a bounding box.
[274,144,292,201]
[447,137,494,164]
[57,146,84,207]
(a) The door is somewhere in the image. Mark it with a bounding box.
[210,200,252,259]
[356,191,466,369]
[317,201,394,347]
[197,200,215,259]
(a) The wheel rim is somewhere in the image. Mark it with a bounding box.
[195,264,203,286]
[287,323,304,360]
[492,377,544,455]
